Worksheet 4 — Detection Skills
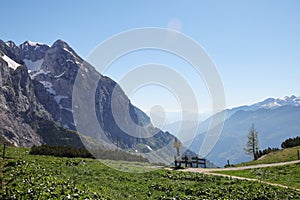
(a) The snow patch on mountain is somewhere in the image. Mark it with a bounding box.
[30,69,50,79]
[1,54,21,70]
[145,145,153,151]
[63,47,76,58]
[5,41,16,48]
[54,95,68,104]
[23,58,44,71]
[54,95,71,113]
[66,59,74,64]
[21,40,50,48]
[26,40,39,46]
[54,71,66,78]
[40,81,56,95]
[63,124,69,129]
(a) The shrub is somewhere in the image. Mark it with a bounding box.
[29,144,95,159]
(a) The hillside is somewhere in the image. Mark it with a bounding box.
[209,145,300,189]
[1,146,299,199]
[235,146,300,167]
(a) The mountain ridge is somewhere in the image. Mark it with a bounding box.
[0,39,191,164]
[163,95,300,166]
[229,95,300,113]
[189,102,300,166]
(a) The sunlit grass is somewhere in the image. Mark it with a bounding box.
[215,163,300,189]
[1,146,299,199]
[235,146,300,167]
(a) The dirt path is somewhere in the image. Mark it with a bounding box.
[170,160,300,190]
[180,160,300,173]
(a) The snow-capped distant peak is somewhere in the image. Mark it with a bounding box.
[262,95,300,108]
[24,40,48,46]
[26,40,39,46]
[245,95,300,111]
[20,40,50,48]
[5,41,16,48]
[226,95,300,120]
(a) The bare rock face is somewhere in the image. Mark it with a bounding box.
[0,38,185,164]
[19,41,50,63]
[0,51,51,146]
[0,112,43,147]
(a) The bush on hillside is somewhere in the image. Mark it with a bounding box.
[30,144,95,159]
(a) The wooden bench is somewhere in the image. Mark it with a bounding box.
[175,156,206,168]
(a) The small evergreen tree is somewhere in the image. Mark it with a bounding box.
[244,124,259,160]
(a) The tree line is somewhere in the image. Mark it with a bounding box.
[281,136,300,149]
[255,147,280,159]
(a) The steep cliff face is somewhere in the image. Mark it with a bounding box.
[31,40,80,129]
[92,75,174,151]
[0,50,50,146]
[0,39,184,163]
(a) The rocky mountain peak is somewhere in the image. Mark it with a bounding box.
[38,39,81,77]
[49,39,80,61]
[52,39,69,48]
[0,38,185,164]
[5,40,17,48]
[19,41,50,66]
[0,40,21,63]
[0,39,8,48]
[20,40,49,48]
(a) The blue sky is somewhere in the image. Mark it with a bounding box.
[1,0,300,116]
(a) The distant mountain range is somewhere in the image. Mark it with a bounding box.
[169,95,300,167]
[227,95,300,117]
[0,39,194,164]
